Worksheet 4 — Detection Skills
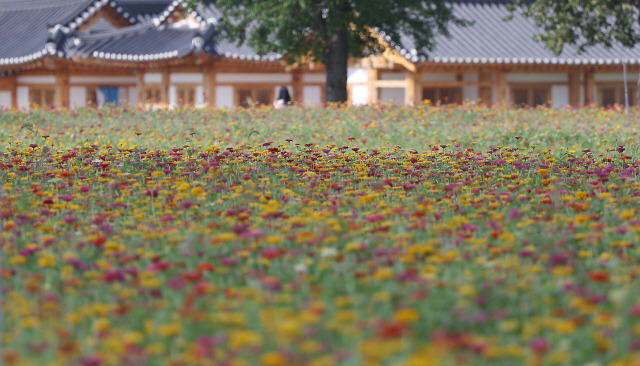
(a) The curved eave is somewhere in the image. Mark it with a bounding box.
[87,49,182,62]
[0,49,60,67]
[419,57,640,65]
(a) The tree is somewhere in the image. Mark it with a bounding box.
[508,1,640,55]
[192,0,466,103]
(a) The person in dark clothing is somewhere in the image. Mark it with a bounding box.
[275,86,291,108]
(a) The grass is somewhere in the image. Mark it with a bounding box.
[1,103,640,365]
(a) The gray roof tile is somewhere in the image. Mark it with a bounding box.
[389,0,640,64]
[0,0,89,64]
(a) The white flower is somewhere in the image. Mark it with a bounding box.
[294,263,308,273]
[92,158,103,164]
[320,247,337,258]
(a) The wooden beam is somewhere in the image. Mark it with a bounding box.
[77,6,132,31]
[584,71,594,106]
[54,70,69,108]
[292,69,302,103]
[136,69,145,106]
[405,71,420,105]
[568,72,580,106]
[202,66,216,107]
[367,68,379,105]
[374,79,407,88]
[161,69,170,105]
[496,71,507,105]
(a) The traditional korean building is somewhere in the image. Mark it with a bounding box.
[1,0,640,109]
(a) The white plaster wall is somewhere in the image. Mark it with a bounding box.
[347,68,367,83]
[462,85,478,102]
[196,86,204,106]
[595,72,639,82]
[463,73,478,82]
[507,73,568,83]
[492,87,510,104]
[17,86,29,109]
[128,87,138,105]
[380,88,405,104]
[0,91,11,109]
[17,76,55,84]
[380,72,405,81]
[216,73,292,83]
[579,86,584,106]
[303,73,326,83]
[118,87,128,105]
[144,73,162,83]
[216,86,234,108]
[169,86,177,107]
[551,85,569,107]
[70,76,136,84]
[69,86,86,108]
[303,86,322,107]
[351,85,368,105]
[170,73,203,83]
[421,73,456,82]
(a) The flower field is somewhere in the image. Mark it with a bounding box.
[2,104,640,365]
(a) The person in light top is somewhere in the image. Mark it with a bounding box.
[274,86,291,109]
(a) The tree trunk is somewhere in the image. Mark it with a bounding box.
[325,30,348,103]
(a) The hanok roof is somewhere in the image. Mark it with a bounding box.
[69,21,214,62]
[0,0,280,67]
[0,0,89,65]
[384,0,640,65]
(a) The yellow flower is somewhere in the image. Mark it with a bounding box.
[373,267,394,280]
[190,186,204,196]
[229,330,262,349]
[9,255,26,265]
[261,352,284,366]
[37,253,56,268]
[93,318,110,332]
[158,323,181,337]
[393,308,420,324]
[177,182,191,191]
[123,331,144,344]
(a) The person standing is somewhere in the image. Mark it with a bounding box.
[274,86,291,108]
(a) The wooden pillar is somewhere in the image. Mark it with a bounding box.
[161,69,170,107]
[405,71,420,106]
[367,68,379,105]
[54,71,69,108]
[136,69,145,105]
[478,72,492,105]
[0,75,17,108]
[496,71,507,105]
[568,72,580,106]
[584,71,594,106]
[202,66,216,107]
[292,69,302,103]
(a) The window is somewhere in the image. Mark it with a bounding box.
[176,86,196,105]
[422,87,461,104]
[235,87,274,107]
[598,83,636,107]
[29,87,54,106]
[86,87,97,106]
[144,86,162,103]
[510,85,550,107]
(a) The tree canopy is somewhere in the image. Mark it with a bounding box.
[508,0,640,55]
[191,0,466,102]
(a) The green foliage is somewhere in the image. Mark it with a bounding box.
[189,0,467,64]
[509,0,640,55]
